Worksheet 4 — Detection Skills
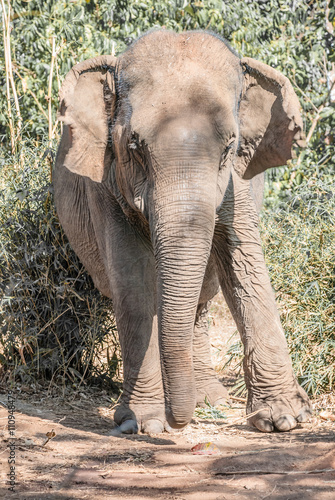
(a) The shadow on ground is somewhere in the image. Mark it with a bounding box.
[1,387,335,500]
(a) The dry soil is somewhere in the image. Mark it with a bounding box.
[1,293,334,499]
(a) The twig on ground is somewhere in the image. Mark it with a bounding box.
[229,396,247,403]
[215,468,335,476]
[229,407,267,424]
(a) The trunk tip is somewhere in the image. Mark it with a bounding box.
[166,405,195,429]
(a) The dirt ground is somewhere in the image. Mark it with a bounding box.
[1,293,335,500]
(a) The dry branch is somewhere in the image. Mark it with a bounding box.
[48,35,56,142]
[215,468,335,476]
[1,0,15,153]
[1,0,22,152]
[14,68,48,120]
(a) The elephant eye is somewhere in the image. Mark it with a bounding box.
[128,132,140,151]
[128,134,151,177]
[219,136,236,171]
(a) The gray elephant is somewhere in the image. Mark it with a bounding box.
[54,30,311,434]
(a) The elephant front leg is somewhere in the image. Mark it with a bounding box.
[193,303,230,407]
[113,309,168,435]
[109,243,169,434]
[214,173,312,432]
[87,204,168,434]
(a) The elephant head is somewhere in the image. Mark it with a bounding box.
[57,30,304,428]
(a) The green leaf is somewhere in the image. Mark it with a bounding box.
[320,107,335,119]
[184,4,195,16]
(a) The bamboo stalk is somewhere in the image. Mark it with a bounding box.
[1,0,15,153]
[2,0,23,157]
[4,1,22,143]
[51,119,59,139]
[14,68,49,120]
[48,35,56,142]
[54,41,66,137]
[305,105,325,145]
[296,103,325,166]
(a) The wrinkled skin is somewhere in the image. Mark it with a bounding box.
[54,30,312,434]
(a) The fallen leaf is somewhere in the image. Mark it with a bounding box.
[319,410,335,421]
[191,442,220,455]
[42,429,56,446]
[46,430,56,439]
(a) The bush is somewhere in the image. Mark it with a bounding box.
[261,181,335,395]
[1,1,334,179]
[0,140,120,387]
[1,0,334,393]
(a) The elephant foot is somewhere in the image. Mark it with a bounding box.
[111,401,172,435]
[247,382,312,433]
[196,378,230,407]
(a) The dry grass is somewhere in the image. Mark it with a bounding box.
[0,141,120,389]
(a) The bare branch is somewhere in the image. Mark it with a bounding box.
[14,68,49,120]
[47,35,56,142]
[1,0,15,153]
[3,0,22,144]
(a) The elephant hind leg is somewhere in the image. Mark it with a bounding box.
[193,303,230,407]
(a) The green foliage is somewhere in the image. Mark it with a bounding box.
[0,140,120,386]
[194,398,227,419]
[261,181,335,395]
[0,1,334,392]
[1,0,334,179]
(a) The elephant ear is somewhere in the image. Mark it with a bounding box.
[235,57,305,180]
[58,55,117,182]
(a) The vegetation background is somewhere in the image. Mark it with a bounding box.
[0,0,334,396]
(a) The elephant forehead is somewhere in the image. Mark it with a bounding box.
[117,30,242,143]
[119,29,241,81]
[126,68,238,144]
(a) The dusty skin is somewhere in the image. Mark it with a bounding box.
[54,30,311,434]
[1,295,334,499]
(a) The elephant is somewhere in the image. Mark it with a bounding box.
[54,29,312,434]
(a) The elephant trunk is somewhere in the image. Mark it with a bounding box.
[151,165,217,428]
